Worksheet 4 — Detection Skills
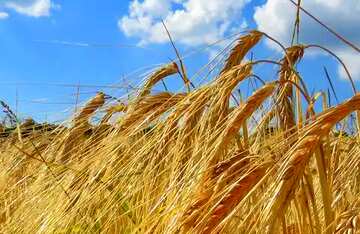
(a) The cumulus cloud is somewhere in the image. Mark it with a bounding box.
[119,0,249,46]
[2,0,57,17]
[0,12,9,19]
[254,0,360,80]
[336,49,360,82]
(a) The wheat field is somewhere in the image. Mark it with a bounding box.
[0,29,360,234]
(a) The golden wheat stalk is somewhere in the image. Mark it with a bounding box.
[210,82,277,165]
[277,45,304,134]
[181,83,276,232]
[138,62,179,98]
[201,63,253,134]
[202,164,267,234]
[262,93,360,233]
[73,92,106,125]
[221,30,263,74]
[119,92,185,133]
[100,103,128,124]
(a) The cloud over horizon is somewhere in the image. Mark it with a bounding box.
[0,11,9,19]
[1,0,59,18]
[254,0,360,80]
[119,0,249,46]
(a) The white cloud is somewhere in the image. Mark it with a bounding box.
[2,0,57,17]
[0,12,9,19]
[336,49,360,81]
[254,0,360,80]
[119,0,249,46]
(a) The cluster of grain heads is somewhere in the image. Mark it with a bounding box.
[191,31,264,158]
[0,29,360,234]
[202,63,253,132]
[119,92,186,135]
[181,83,276,233]
[260,93,360,233]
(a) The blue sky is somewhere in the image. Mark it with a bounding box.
[0,0,359,122]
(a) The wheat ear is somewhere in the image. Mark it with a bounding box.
[221,30,263,74]
[263,93,360,233]
[277,45,304,133]
[73,92,105,126]
[138,62,179,98]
